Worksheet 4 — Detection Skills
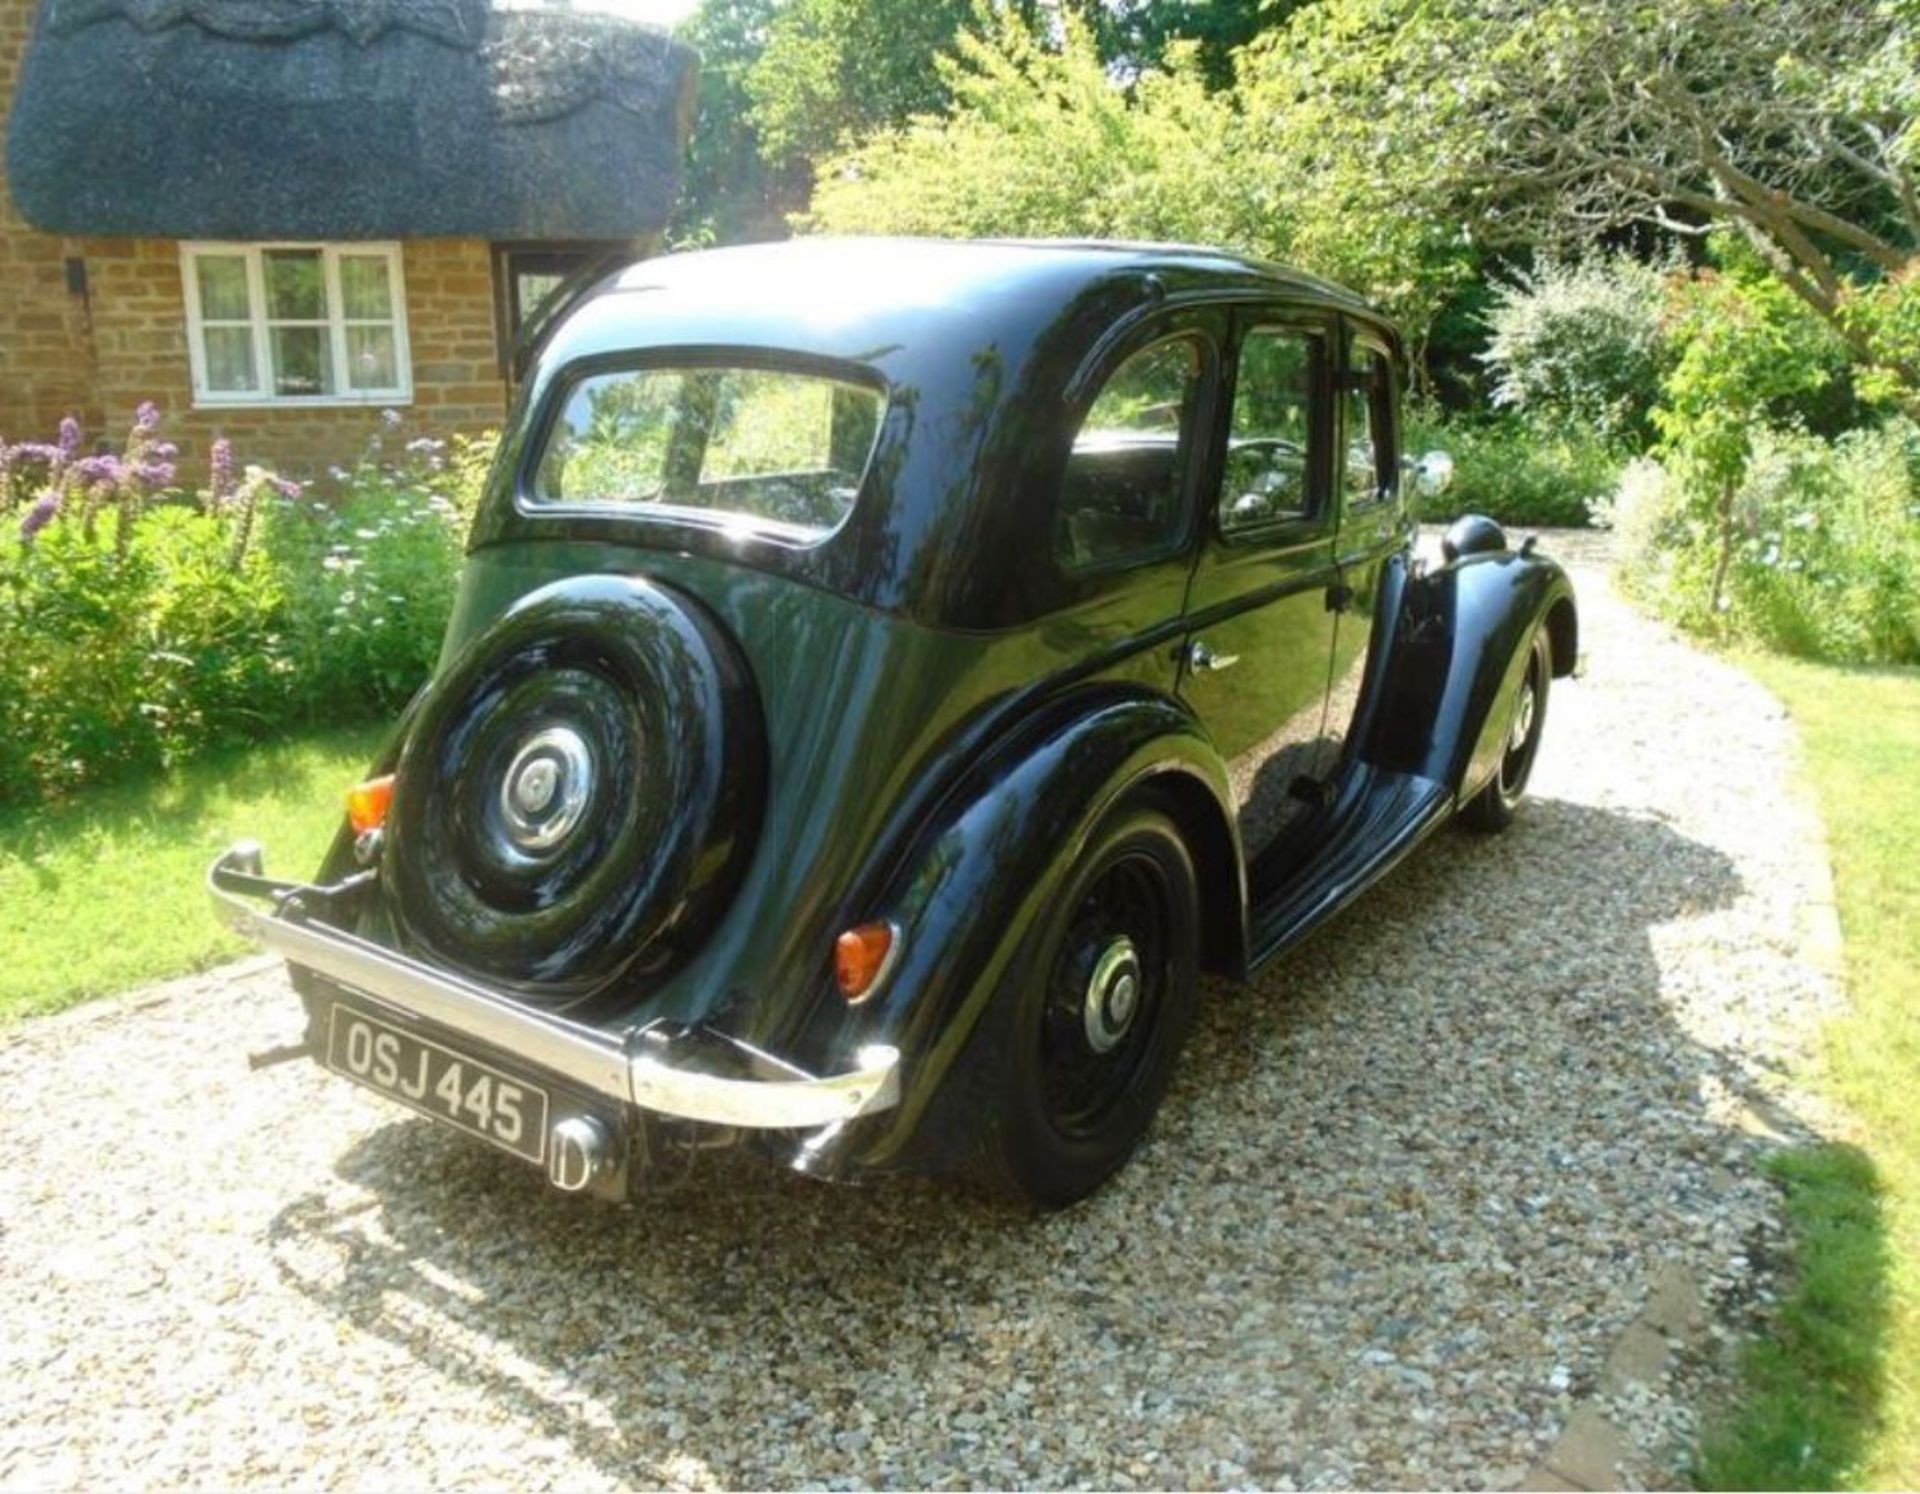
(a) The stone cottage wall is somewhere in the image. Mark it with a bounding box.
[0,0,100,445]
[80,237,508,479]
[3,0,507,479]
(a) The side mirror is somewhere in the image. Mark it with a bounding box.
[1408,449,1454,499]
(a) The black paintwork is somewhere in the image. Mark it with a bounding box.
[1440,514,1510,563]
[382,574,763,1009]
[300,238,1577,1188]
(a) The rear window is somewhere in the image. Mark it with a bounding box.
[530,364,884,540]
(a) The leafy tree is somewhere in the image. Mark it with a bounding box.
[804,10,1472,343]
[805,14,1245,239]
[1235,0,1920,407]
[1074,0,1289,84]
[745,0,979,174]
[672,0,791,244]
[1653,264,1847,614]
[1842,265,1920,409]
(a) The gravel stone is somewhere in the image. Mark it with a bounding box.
[0,532,1843,1489]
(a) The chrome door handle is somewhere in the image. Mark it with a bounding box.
[1187,640,1240,674]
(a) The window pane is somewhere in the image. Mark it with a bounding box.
[1344,353,1385,505]
[338,254,393,320]
[345,325,397,390]
[533,365,881,537]
[1057,337,1200,571]
[195,254,250,321]
[516,270,566,325]
[264,249,325,321]
[202,325,256,393]
[700,372,836,480]
[1221,330,1317,533]
[1081,339,1194,439]
[271,325,334,397]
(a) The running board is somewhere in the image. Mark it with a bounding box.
[1247,768,1452,969]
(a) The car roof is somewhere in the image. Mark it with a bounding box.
[499,237,1397,628]
[566,237,1379,366]
[609,235,1370,304]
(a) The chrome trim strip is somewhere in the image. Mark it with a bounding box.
[630,1042,901,1128]
[208,846,901,1128]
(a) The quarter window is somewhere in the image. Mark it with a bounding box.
[1056,336,1203,571]
[180,243,410,406]
[1343,348,1392,507]
[1220,327,1321,536]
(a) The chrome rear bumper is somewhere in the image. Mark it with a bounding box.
[208,843,900,1130]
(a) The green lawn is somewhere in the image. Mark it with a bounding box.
[0,723,385,1024]
[1700,656,1920,1489]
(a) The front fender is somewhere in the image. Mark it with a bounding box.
[1363,543,1578,801]
[789,688,1240,1174]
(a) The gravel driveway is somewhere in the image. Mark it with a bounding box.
[0,534,1846,1490]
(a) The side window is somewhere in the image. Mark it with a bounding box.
[1055,336,1203,572]
[1343,347,1392,508]
[1220,327,1321,536]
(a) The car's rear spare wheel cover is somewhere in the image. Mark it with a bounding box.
[382,574,762,1010]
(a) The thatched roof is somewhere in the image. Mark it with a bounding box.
[5,0,697,240]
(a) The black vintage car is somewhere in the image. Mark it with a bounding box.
[212,239,1578,1207]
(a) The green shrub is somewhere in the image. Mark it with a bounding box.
[1617,259,1901,660]
[1481,253,1673,444]
[263,475,464,709]
[1402,409,1625,528]
[0,408,482,805]
[1600,420,1920,665]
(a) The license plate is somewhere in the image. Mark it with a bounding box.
[325,1003,549,1165]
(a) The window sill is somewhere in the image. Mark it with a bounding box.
[188,393,414,412]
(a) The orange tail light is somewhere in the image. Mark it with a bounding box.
[346,774,395,835]
[834,922,896,1002]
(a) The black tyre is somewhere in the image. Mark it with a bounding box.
[978,803,1201,1208]
[382,574,762,1009]
[1462,626,1551,833]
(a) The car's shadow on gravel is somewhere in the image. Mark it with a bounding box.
[265,796,1814,1488]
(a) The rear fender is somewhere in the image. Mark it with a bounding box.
[1362,544,1577,802]
[795,689,1241,1173]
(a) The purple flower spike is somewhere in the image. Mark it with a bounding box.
[270,476,304,501]
[19,492,61,541]
[134,401,160,435]
[72,453,123,485]
[57,417,81,458]
[130,460,177,491]
[209,438,236,504]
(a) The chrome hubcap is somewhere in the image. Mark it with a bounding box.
[1084,936,1142,1054]
[498,726,594,855]
[1508,682,1537,754]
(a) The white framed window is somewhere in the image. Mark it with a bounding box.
[180,242,412,408]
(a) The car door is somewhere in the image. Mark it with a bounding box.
[1177,310,1341,870]
[1050,316,1223,696]
[1320,327,1407,774]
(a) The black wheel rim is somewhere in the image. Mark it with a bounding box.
[1497,647,1546,806]
[1038,850,1173,1138]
